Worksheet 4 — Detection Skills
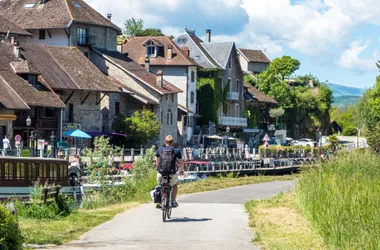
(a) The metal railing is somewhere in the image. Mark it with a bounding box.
[77,35,95,45]
[227,91,239,101]
[218,116,247,127]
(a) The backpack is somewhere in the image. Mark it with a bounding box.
[158,147,176,175]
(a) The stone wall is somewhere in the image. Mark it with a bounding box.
[59,90,103,133]
[70,23,117,52]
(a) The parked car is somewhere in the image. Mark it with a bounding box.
[297,138,317,147]
[286,137,298,146]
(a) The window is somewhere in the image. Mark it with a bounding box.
[73,2,81,8]
[191,71,195,82]
[68,104,74,122]
[84,52,89,58]
[24,3,36,8]
[219,77,223,89]
[171,94,174,102]
[39,29,45,40]
[161,111,163,123]
[115,102,120,115]
[236,79,240,93]
[235,104,240,118]
[28,75,37,85]
[227,78,232,91]
[77,28,87,45]
[146,41,157,57]
[228,55,232,69]
[190,91,195,104]
[167,113,169,125]
[170,113,173,125]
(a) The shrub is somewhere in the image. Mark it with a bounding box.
[0,205,23,250]
[296,150,380,249]
[342,126,358,136]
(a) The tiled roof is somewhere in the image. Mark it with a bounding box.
[0,15,31,36]
[0,71,65,108]
[93,48,182,95]
[0,0,121,34]
[244,83,278,104]
[0,74,29,110]
[22,44,120,92]
[238,49,271,64]
[122,36,199,67]
[10,60,40,75]
[0,42,64,109]
[202,42,234,69]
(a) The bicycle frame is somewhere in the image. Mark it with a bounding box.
[160,175,172,222]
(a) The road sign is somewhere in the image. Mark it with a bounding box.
[14,134,21,142]
[262,133,270,141]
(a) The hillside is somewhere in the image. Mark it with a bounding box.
[333,96,361,109]
[327,83,364,97]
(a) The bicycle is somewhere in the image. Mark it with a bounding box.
[160,175,172,222]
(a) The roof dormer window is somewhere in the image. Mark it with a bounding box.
[24,3,36,8]
[73,2,81,8]
[146,41,157,58]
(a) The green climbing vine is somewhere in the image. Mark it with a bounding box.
[197,69,228,125]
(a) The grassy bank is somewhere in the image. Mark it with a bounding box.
[179,173,297,194]
[296,150,380,249]
[20,202,139,245]
[245,192,326,250]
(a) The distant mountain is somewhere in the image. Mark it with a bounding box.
[327,83,365,97]
[333,96,361,109]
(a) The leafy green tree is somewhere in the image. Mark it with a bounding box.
[269,56,300,80]
[141,28,165,36]
[269,107,285,126]
[126,110,161,147]
[327,134,339,152]
[124,18,144,37]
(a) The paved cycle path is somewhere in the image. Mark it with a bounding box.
[52,181,294,250]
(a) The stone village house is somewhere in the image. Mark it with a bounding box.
[121,36,200,145]
[0,0,181,147]
[0,41,65,148]
[174,29,247,137]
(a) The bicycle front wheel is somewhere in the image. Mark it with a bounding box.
[162,208,167,222]
[167,207,172,219]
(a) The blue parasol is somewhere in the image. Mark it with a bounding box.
[64,129,92,138]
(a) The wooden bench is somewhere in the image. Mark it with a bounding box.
[42,186,61,204]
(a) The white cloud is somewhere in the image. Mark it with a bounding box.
[338,39,377,73]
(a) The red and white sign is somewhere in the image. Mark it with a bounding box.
[14,134,21,142]
[262,133,270,141]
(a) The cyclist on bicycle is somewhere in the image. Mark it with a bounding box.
[155,135,184,208]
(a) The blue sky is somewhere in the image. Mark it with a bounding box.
[88,0,379,88]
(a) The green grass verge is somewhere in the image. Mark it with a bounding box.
[179,173,297,194]
[245,192,326,250]
[296,150,380,250]
[19,202,139,245]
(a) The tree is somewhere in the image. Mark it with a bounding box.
[269,107,285,126]
[124,18,144,37]
[126,109,161,147]
[123,18,166,37]
[269,56,300,80]
[327,134,339,152]
[141,28,165,36]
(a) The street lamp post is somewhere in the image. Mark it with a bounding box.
[26,116,31,156]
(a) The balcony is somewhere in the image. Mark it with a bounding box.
[218,116,247,127]
[36,118,58,130]
[227,91,239,101]
[77,35,95,46]
[13,116,57,130]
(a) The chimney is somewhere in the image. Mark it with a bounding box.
[167,45,173,60]
[107,14,112,21]
[206,29,211,42]
[156,70,163,88]
[13,45,21,58]
[308,79,314,87]
[40,0,47,4]
[10,36,14,47]
[182,47,190,57]
[144,57,150,72]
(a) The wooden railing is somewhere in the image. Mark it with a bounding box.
[0,157,68,187]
